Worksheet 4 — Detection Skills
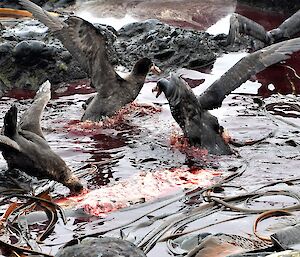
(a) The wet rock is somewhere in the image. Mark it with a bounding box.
[0,20,87,91]
[55,237,146,257]
[0,17,239,91]
[116,19,219,72]
[13,40,57,62]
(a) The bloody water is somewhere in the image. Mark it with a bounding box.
[236,4,300,96]
[0,1,299,256]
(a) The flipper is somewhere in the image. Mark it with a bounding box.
[224,14,271,46]
[19,80,51,139]
[0,135,21,152]
[198,37,300,110]
[4,105,18,138]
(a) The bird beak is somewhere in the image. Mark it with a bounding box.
[152,85,162,98]
[150,64,161,75]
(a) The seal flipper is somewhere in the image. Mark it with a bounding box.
[19,81,51,139]
[4,105,18,138]
[0,135,21,152]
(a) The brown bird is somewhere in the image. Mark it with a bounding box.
[154,38,300,154]
[19,0,160,122]
[0,81,83,192]
[224,9,300,48]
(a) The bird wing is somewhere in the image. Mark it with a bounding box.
[198,38,300,110]
[277,9,300,38]
[19,0,122,91]
[19,81,51,139]
[225,14,270,46]
[55,16,121,89]
[19,0,64,31]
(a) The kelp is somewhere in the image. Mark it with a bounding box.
[0,190,66,256]
[0,8,32,18]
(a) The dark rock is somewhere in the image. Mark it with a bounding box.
[0,17,242,91]
[0,21,87,91]
[116,19,219,72]
[13,40,57,62]
[55,237,146,257]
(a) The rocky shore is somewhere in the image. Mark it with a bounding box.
[4,0,288,93]
[0,15,244,93]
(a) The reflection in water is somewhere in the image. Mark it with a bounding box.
[234,4,300,96]
[256,58,300,97]
[91,130,133,151]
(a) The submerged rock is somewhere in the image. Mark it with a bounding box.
[55,237,146,257]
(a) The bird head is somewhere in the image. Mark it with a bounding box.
[152,78,174,98]
[132,57,160,76]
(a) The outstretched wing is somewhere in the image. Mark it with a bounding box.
[276,9,300,39]
[19,0,121,90]
[57,17,123,93]
[19,81,51,139]
[224,14,271,46]
[19,0,64,31]
[198,38,300,110]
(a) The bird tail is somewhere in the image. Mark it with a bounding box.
[19,0,64,31]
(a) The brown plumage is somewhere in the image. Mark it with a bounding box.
[155,38,300,154]
[224,9,300,47]
[19,0,159,121]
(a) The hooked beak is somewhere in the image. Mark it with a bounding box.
[152,85,162,98]
[150,64,161,75]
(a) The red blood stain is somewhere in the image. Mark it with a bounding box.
[170,131,209,159]
[65,102,161,136]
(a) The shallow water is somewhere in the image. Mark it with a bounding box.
[0,1,300,256]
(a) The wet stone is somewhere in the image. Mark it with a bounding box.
[116,19,219,71]
[55,237,146,257]
[0,20,87,91]
[0,17,249,91]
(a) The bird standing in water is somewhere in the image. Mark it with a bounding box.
[154,75,232,155]
[154,37,300,154]
[19,0,160,122]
